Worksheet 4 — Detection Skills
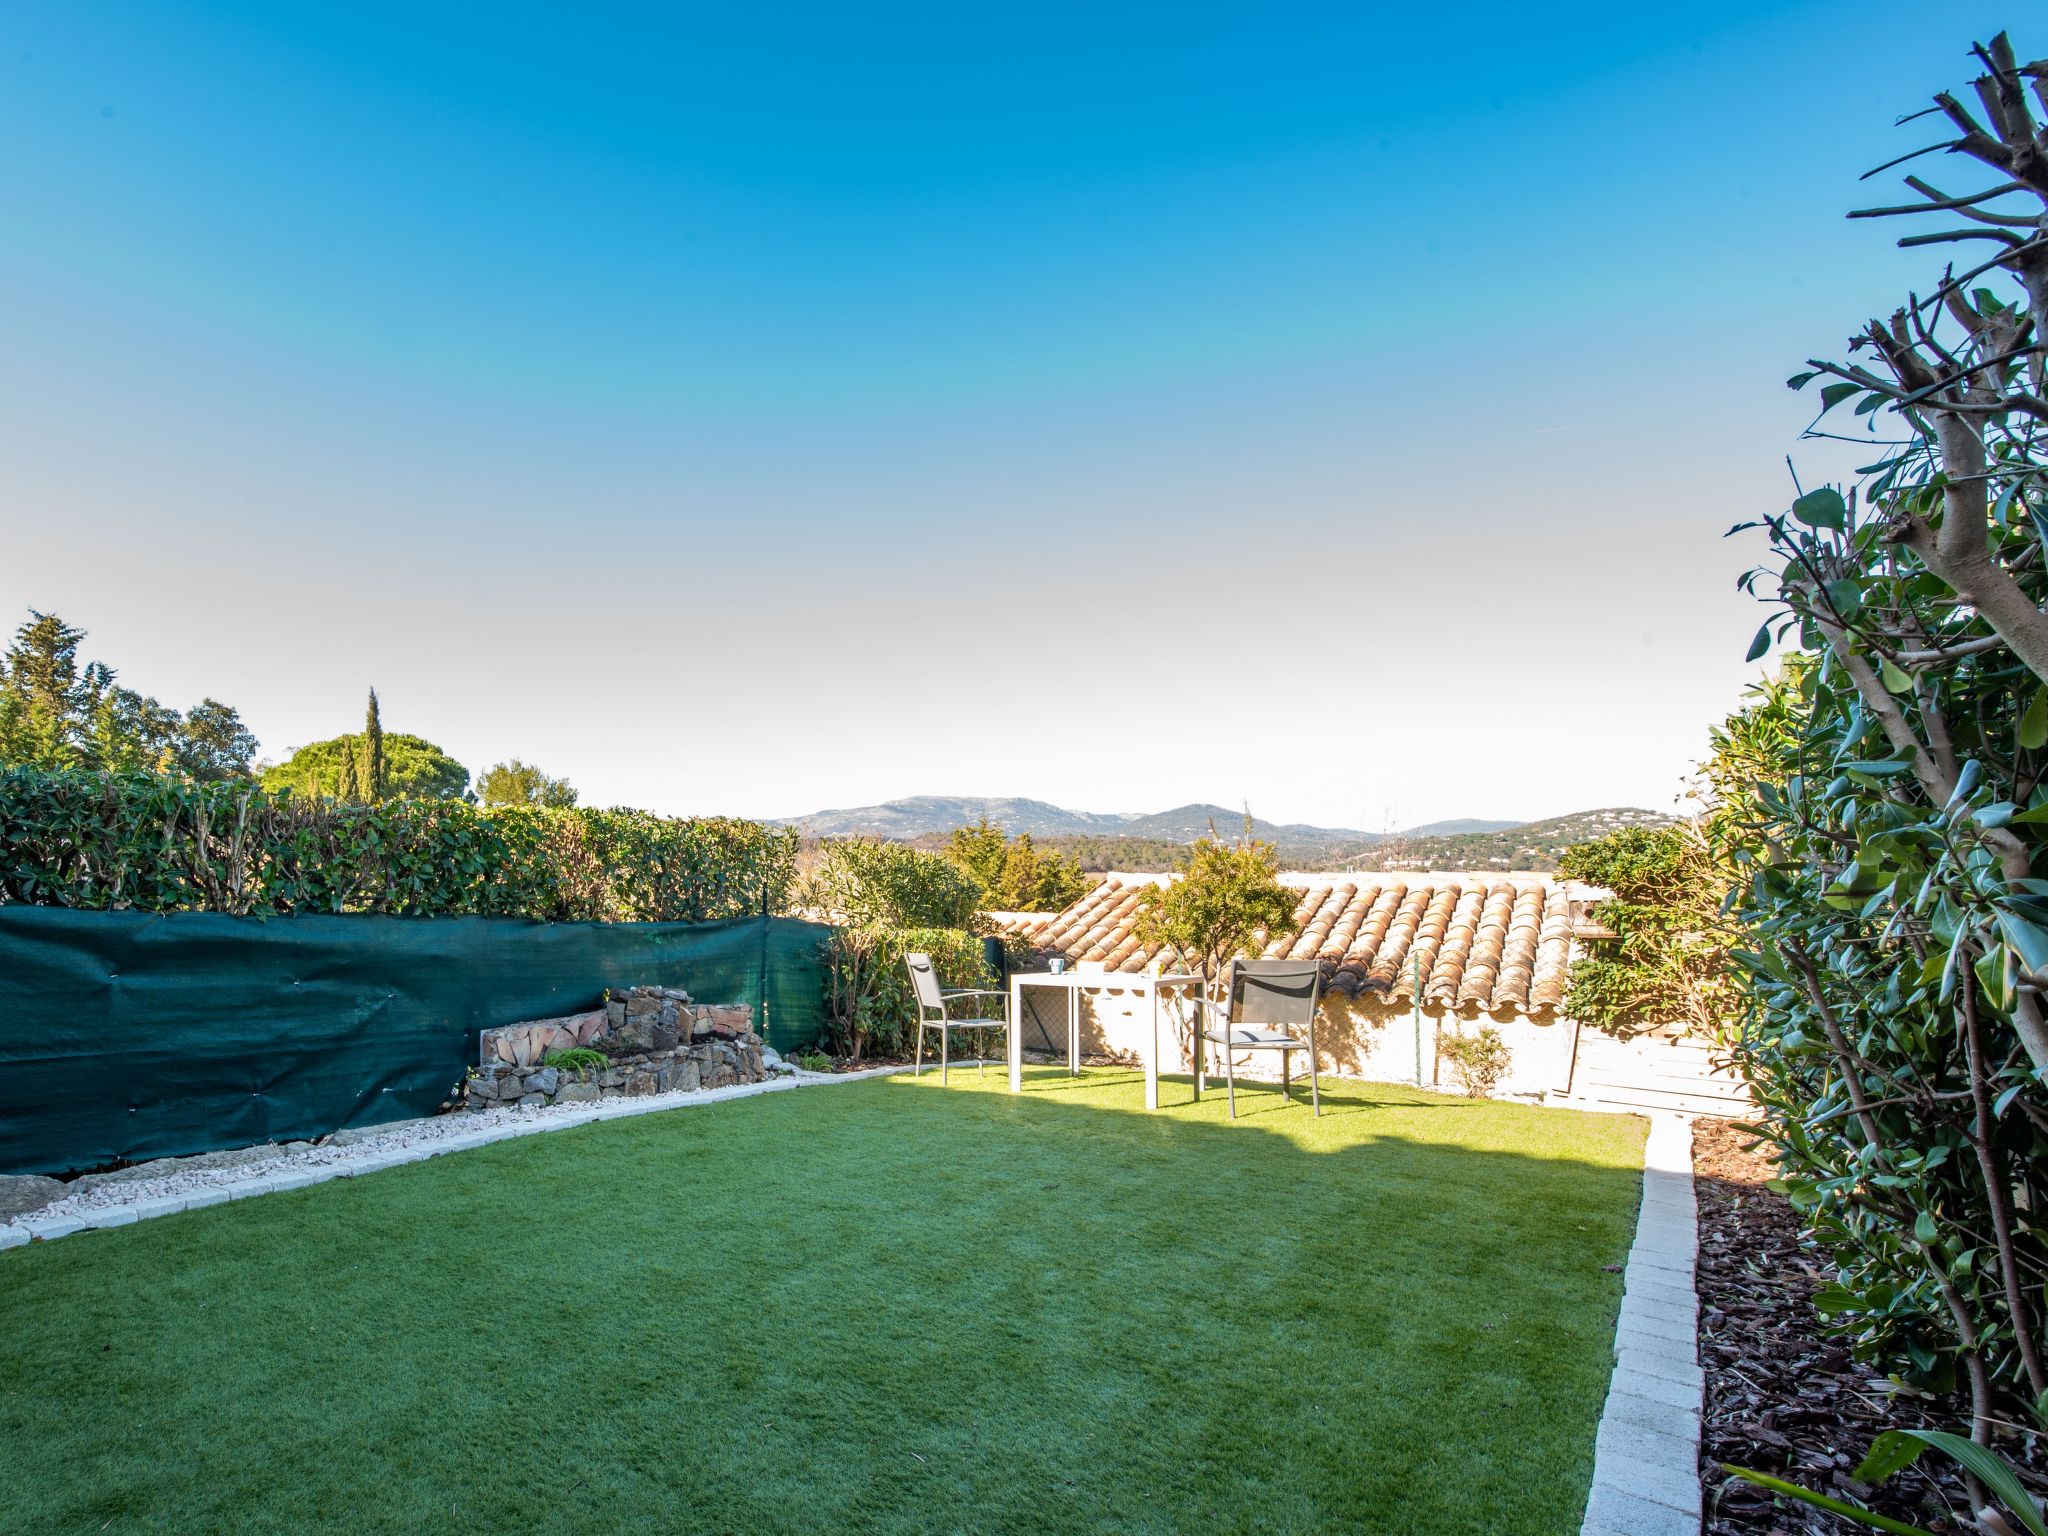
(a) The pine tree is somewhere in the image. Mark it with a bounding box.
[361,689,387,803]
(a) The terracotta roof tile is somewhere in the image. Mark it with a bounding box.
[1001,874,1575,1017]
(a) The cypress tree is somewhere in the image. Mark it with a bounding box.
[362,689,387,803]
[337,748,363,804]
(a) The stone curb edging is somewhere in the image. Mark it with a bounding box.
[1581,1111,1702,1536]
[0,1063,938,1252]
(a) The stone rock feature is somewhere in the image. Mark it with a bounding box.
[0,1175,65,1221]
[465,987,766,1113]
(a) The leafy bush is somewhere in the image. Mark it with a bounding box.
[1705,34,2048,1433]
[821,925,1002,1061]
[1438,1027,1510,1099]
[1559,825,1733,1039]
[804,839,984,930]
[541,1047,608,1074]
[0,765,796,920]
[798,1052,832,1073]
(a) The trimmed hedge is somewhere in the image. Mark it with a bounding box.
[0,766,796,921]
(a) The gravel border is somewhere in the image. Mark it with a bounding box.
[0,1064,932,1251]
[1581,1110,1703,1536]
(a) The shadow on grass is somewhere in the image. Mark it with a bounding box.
[0,1063,1647,1536]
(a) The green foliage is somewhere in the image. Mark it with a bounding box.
[1706,661,2048,1418]
[361,690,387,803]
[806,839,984,930]
[1725,1426,2046,1536]
[820,924,999,1060]
[262,732,470,802]
[1437,1026,1511,1099]
[1134,833,1299,982]
[1558,825,1733,1038]
[1713,39,2048,1429]
[798,1051,832,1071]
[541,1047,608,1074]
[0,610,257,780]
[942,818,1088,912]
[478,759,577,808]
[0,764,796,920]
[1014,832,1193,873]
[176,699,261,782]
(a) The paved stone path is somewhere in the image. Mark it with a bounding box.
[1582,1111,1702,1536]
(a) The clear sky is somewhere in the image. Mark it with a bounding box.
[0,2,2019,827]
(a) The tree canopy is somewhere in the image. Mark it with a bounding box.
[261,731,470,801]
[0,610,257,780]
[478,759,578,808]
[942,817,1088,913]
[1134,833,1298,982]
[805,839,983,931]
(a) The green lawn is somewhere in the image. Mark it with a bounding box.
[0,1069,1645,1535]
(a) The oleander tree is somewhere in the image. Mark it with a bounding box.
[1725,31,2048,1443]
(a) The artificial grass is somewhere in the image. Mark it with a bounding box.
[0,1069,1646,1535]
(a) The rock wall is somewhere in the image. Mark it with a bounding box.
[465,987,766,1110]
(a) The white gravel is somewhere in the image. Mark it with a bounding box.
[2,1063,914,1247]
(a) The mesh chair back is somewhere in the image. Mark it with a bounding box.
[1227,959,1322,1029]
[905,952,945,1016]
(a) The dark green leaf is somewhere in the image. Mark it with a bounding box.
[1795,487,1848,528]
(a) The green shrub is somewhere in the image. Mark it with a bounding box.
[804,840,983,930]
[1438,1027,1510,1099]
[0,764,796,920]
[541,1047,608,1074]
[798,1052,832,1073]
[821,925,1000,1061]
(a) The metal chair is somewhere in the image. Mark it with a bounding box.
[905,952,1009,1083]
[1191,959,1323,1118]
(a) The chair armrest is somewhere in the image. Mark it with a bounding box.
[940,988,1008,1001]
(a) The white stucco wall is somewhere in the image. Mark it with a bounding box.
[1015,980,1749,1110]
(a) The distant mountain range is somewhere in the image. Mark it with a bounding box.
[773,795,1625,865]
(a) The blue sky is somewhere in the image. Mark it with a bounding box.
[0,2,2021,827]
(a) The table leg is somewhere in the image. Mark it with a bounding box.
[1068,986,1080,1075]
[1008,976,1023,1092]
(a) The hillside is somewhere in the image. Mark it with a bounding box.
[778,795,1369,846]
[797,796,1675,874]
[1302,806,1678,873]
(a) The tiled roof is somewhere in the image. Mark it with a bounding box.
[1001,875,1575,1016]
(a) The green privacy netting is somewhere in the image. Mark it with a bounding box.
[0,907,832,1176]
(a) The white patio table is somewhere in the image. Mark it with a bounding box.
[1006,967,1205,1110]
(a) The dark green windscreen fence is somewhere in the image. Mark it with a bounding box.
[0,907,832,1177]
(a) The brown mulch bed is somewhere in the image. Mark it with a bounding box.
[1694,1118,2045,1534]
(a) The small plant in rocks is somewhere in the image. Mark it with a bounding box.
[541,1047,608,1075]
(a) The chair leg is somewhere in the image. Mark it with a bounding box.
[915,1022,924,1077]
[1225,1046,1237,1119]
[1280,1049,1290,1106]
[1309,1022,1321,1117]
[941,1025,950,1084]
[978,1026,987,1077]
